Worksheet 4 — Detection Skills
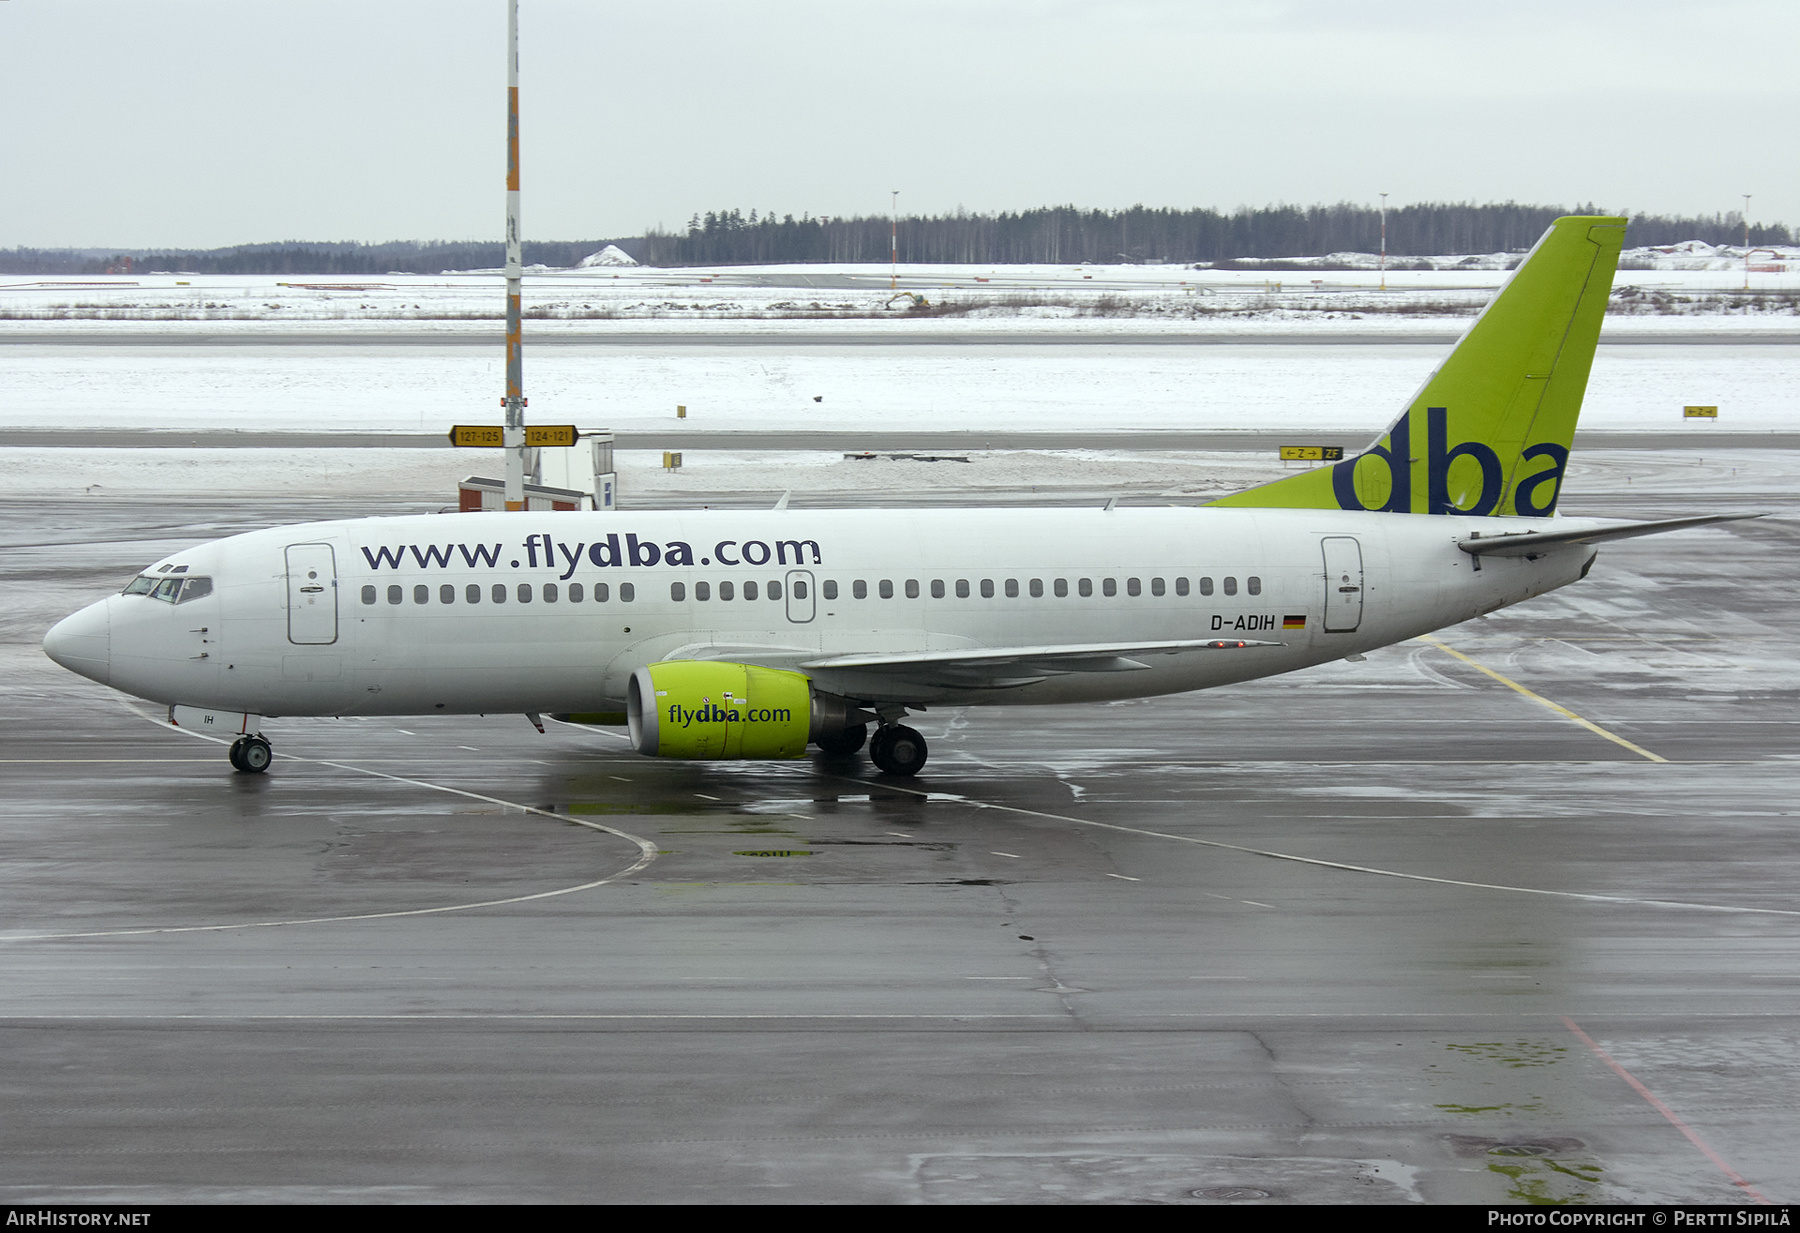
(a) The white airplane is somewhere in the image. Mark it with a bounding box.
[42,216,1748,776]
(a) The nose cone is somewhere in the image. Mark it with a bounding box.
[44,600,111,686]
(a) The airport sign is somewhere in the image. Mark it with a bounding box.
[1683,406,1718,419]
[449,424,579,447]
[1279,445,1345,461]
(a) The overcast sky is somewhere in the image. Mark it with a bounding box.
[3,0,1794,248]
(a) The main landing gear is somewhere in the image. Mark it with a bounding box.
[869,724,928,776]
[228,735,273,774]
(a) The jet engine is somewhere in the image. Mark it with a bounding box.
[626,661,864,759]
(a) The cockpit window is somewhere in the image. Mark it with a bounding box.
[133,575,213,603]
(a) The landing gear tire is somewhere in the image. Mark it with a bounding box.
[233,735,272,774]
[815,723,868,757]
[869,724,927,776]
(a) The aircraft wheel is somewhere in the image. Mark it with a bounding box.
[870,724,927,776]
[816,723,868,757]
[227,737,247,771]
[237,736,273,774]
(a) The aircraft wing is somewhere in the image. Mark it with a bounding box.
[668,637,1282,692]
[1458,513,1761,558]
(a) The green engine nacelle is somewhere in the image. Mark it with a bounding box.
[627,661,818,760]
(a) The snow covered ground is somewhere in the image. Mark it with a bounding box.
[1,252,1794,327]
[0,338,1791,435]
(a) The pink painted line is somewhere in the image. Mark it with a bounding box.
[1562,1015,1770,1204]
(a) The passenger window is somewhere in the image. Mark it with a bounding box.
[440,584,456,604]
[492,584,507,604]
[414,584,429,605]
[518,583,532,603]
[568,582,584,602]
[361,585,377,605]
[1199,577,1214,596]
[1053,579,1068,598]
[1224,577,1238,596]
[880,580,894,599]
[930,580,945,599]
[743,580,758,601]
[1078,578,1093,598]
[768,580,783,600]
[387,585,403,605]
[594,582,609,602]
[853,580,867,599]
[956,580,971,598]
[544,583,558,603]
[619,583,635,602]
[1126,578,1141,597]
[1247,576,1262,595]
[793,580,808,599]
[1004,579,1018,598]
[823,580,837,600]
[720,581,735,601]
[905,580,919,599]
[1175,577,1189,596]
[466,583,481,604]
[695,581,710,601]
[1030,579,1043,598]
[1102,578,1117,597]
[671,582,687,602]
[981,579,995,598]
[1150,577,1164,597]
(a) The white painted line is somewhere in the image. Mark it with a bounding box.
[694,792,721,801]
[1106,873,1141,882]
[833,774,1800,919]
[0,708,663,945]
[991,851,1022,859]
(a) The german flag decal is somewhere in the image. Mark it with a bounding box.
[1283,615,1307,630]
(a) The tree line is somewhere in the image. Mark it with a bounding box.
[3,202,1791,274]
[638,203,1794,266]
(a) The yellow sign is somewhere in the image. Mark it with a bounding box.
[448,424,579,447]
[526,425,579,448]
[1279,445,1345,461]
[1683,406,1718,419]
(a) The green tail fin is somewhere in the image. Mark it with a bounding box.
[1211,215,1626,517]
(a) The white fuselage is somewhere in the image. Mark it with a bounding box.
[46,506,1597,719]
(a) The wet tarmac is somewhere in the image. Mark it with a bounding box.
[1,467,1796,1204]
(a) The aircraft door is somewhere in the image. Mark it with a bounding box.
[285,543,339,645]
[784,570,815,624]
[1320,536,1364,632]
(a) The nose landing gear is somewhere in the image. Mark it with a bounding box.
[228,735,273,774]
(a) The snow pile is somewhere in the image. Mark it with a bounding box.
[578,245,638,268]
[1621,241,1798,271]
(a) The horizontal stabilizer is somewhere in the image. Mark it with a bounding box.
[1459,513,1761,557]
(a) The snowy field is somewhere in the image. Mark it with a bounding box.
[1,250,1795,330]
[0,339,1792,436]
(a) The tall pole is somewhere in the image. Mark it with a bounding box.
[503,0,526,511]
[1378,192,1388,292]
[1743,193,1752,292]
[890,190,898,291]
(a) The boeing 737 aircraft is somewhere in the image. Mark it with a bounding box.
[42,216,1749,775]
